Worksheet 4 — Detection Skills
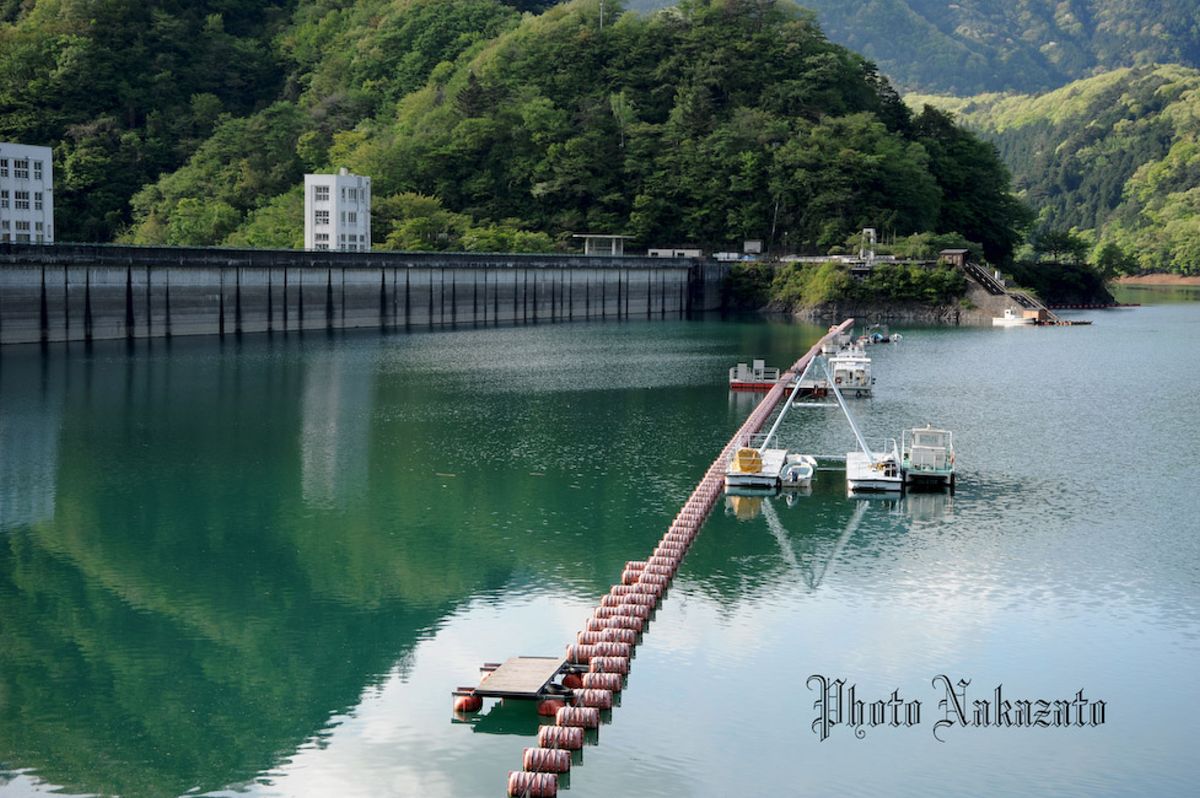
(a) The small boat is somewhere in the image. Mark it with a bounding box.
[781,454,817,488]
[724,445,817,491]
[992,308,1033,327]
[901,425,955,490]
[863,324,900,344]
[729,359,780,392]
[846,440,903,492]
[828,346,874,397]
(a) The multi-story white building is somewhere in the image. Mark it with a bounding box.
[304,168,371,252]
[0,142,54,244]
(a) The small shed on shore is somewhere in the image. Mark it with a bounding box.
[939,248,970,268]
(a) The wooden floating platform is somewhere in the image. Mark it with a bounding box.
[470,656,566,699]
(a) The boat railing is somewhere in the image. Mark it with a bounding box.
[866,438,899,461]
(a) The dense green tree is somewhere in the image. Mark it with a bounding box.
[0,0,293,241]
[1030,228,1090,264]
[911,106,1034,262]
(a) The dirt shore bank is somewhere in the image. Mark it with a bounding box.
[1115,274,1200,286]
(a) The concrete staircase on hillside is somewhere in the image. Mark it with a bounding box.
[961,261,1060,322]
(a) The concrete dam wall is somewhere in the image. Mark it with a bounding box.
[0,244,728,346]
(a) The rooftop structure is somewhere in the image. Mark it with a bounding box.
[0,142,53,244]
[572,233,632,256]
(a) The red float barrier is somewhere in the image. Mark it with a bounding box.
[620,569,641,585]
[582,672,622,692]
[643,564,674,577]
[565,644,596,664]
[555,706,601,728]
[581,626,637,645]
[638,572,670,586]
[647,556,679,568]
[538,697,567,716]
[508,771,558,797]
[624,560,646,572]
[537,725,584,750]
[620,592,657,607]
[609,584,639,596]
[573,688,614,709]
[523,747,572,774]
[629,583,663,599]
[585,615,644,632]
[591,641,632,658]
[454,692,483,712]
[562,672,584,689]
[599,594,624,608]
[589,656,630,675]
[614,603,652,620]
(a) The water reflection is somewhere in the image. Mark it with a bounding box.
[0,357,62,530]
[300,345,376,508]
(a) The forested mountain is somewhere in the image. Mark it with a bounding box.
[0,0,295,242]
[633,1,1200,94]
[1,0,1029,260]
[913,65,1200,274]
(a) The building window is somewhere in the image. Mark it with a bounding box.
[35,222,43,232]
[33,161,43,181]
[16,221,30,231]
[1,220,9,230]
[347,211,357,224]
[0,190,8,208]
[313,185,329,202]
[36,235,44,243]
[0,158,7,177]
[347,187,357,202]
[314,210,329,225]
[14,159,29,179]
[315,243,329,251]
[315,233,329,243]
[14,191,29,210]
[34,192,43,210]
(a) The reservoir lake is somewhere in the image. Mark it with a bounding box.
[1,296,1198,797]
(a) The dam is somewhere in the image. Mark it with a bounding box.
[0,243,728,345]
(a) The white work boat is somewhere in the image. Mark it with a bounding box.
[901,425,956,490]
[992,308,1033,327]
[828,345,874,397]
[729,359,781,392]
[845,441,903,492]
[823,359,902,492]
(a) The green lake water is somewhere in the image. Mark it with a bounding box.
[1,296,1198,796]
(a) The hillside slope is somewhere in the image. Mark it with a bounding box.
[913,65,1200,274]
[632,0,1200,94]
[124,0,1028,261]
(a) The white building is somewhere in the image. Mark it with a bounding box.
[304,168,371,252]
[0,142,53,244]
